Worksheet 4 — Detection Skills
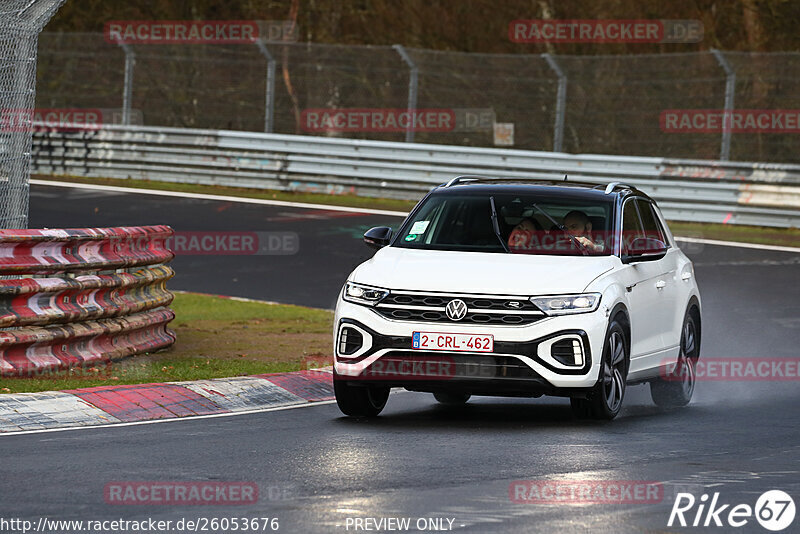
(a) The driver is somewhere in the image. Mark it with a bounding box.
[507,217,541,250]
[563,210,605,252]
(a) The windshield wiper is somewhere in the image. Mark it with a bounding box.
[489,196,510,253]
[529,202,589,256]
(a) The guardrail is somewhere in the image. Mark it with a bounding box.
[0,226,176,377]
[31,125,800,228]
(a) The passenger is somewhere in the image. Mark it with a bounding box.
[563,210,604,252]
[507,217,541,250]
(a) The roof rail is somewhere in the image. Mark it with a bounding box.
[604,182,634,194]
[444,175,483,187]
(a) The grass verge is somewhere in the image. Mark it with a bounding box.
[34,175,799,248]
[0,292,334,394]
[668,221,800,248]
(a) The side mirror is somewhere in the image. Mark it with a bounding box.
[364,226,393,250]
[622,237,668,264]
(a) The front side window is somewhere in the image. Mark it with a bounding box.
[395,192,614,256]
[635,199,668,244]
[621,199,645,255]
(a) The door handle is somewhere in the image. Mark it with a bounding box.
[655,280,666,290]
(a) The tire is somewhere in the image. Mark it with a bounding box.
[650,313,698,408]
[433,392,471,405]
[333,376,390,417]
[570,319,628,420]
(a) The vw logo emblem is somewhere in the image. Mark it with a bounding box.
[445,299,468,321]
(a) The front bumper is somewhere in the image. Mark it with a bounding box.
[333,299,608,395]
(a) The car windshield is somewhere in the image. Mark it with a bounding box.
[395,191,615,256]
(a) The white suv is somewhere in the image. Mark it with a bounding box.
[333,178,701,420]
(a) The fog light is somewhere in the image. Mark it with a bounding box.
[338,326,364,356]
[550,338,584,366]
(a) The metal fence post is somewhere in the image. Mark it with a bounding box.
[255,39,276,133]
[542,53,567,153]
[0,0,65,228]
[119,43,135,126]
[711,49,736,161]
[393,44,418,143]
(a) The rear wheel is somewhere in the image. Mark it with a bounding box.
[571,320,628,420]
[650,313,698,408]
[333,375,390,417]
[433,392,471,405]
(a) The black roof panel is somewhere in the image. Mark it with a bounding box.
[433,178,646,200]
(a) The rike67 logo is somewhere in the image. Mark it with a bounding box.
[669,490,795,531]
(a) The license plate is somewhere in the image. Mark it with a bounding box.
[412,332,494,352]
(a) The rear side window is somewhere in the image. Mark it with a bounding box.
[635,199,667,244]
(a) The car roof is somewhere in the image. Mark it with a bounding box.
[433,177,652,202]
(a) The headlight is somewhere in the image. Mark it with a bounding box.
[529,293,601,315]
[343,282,389,306]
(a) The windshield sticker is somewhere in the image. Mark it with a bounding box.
[409,220,430,234]
[404,234,418,241]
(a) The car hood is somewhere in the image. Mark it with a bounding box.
[350,247,618,295]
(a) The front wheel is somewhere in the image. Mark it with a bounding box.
[650,313,698,408]
[571,320,628,420]
[334,376,390,417]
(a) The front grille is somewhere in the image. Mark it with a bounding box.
[374,291,544,325]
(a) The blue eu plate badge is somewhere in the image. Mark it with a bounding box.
[412,332,420,349]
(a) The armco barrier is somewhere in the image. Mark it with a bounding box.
[0,226,176,377]
[31,125,800,228]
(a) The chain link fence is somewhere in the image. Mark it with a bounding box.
[0,1,64,228]
[34,33,800,164]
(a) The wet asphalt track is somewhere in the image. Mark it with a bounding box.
[0,183,797,533]
[29,183,402,309]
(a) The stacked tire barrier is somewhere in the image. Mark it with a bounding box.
[0,226,176,377]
